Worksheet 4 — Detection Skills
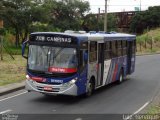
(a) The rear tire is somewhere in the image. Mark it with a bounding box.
[117,69,124,84]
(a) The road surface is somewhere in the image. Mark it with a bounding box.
[0,54,160,120]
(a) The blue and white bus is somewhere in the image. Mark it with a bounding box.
[22,31,136,96]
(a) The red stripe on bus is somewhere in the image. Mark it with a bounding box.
[31,77,44,82]
[112,64,118,82]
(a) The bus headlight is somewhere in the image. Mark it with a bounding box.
[69,78,77,84]
[26,75,30,80]
[63,78,77,87]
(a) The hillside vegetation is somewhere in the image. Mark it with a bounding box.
[136,28,160,54]
[0,55,26,86]
[130,6,160,34]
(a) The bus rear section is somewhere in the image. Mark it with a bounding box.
[87,34,136,89]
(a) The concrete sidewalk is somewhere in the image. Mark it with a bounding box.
[0,81,25,96]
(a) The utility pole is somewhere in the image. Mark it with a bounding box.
[140,0,141,11]
[97,8,100,31]
[104,0,107,32]
[0,36,3,61]
[0,20,3,60]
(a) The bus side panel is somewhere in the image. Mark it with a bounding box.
[105,56,127,84]
[123,56,128,78]
[115,58,123,81]
[127,40,136,74]
[113,57,123,82]
[103,59,111,85]
[105,58,116,84]
[76,67,88,95]
[115,56,127,81]
[88,62,97,86]
[105,58,118,84]
[130,53,136,74]
[130,40,136,74]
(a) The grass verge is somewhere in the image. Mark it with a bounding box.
[146,105,160,114]
[0,54,26,86]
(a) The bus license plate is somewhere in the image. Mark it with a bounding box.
[44,86,52,91]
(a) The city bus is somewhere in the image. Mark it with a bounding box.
[22,31,136,96]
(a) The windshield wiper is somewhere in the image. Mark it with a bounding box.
[52,48,64,59]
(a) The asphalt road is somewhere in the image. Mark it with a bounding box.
[0,54,160,120]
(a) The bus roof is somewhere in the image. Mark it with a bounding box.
[31,32,136,42]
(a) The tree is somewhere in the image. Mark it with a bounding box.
[130,6,160,34]
[0,0,50,47]
[0,0,90,46]
[49,0,90,31]
[82,13,117,32]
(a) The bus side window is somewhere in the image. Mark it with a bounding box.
[104,41,111,60]
[117,40,122,57]
[111,41,117,58]
[122,40,127,56]
[89,41,97,63]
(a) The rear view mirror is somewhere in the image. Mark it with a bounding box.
[22,40,28,59]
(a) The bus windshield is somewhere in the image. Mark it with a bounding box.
[28,45,77,73]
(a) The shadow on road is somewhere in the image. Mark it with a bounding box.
[28,79,131,105]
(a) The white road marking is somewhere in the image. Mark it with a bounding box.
[75,118,83,120]
[0,91,28,102]
[0,109,12,114]
[125,101,150,120]
[52,109,56,112]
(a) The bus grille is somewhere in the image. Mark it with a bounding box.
[27,69,76,78]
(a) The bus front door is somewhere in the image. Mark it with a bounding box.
[97,43,104,86]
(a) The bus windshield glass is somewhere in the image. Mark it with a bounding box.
[28,45,77,73]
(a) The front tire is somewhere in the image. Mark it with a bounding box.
[85,80,94,97]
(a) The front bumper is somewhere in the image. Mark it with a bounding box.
[25,80,78,96]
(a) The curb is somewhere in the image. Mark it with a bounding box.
[0,81,25,96]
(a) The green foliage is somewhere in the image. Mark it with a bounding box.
[0,0,52,46]
[140,28,160,41]
[154,35,160,42]
[130,6,160,34]
[0,28,6,35]
[0,55,26,86]
[0,0,90,47]
[49,0,90,31]
[137,34,152,44]
[7,46,22,55]
[136,36,145,44]
[107,14,117,31]
[136,28,160,53]
[83,13,117,32]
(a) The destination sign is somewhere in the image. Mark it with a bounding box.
[35,36,72,43]
[29,34,77,45]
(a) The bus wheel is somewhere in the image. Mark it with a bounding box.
[85,81,94,97]
[118,69,124,84]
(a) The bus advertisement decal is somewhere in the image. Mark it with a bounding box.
[48,67,77,73]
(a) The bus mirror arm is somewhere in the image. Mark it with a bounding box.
[22,40,29,59]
